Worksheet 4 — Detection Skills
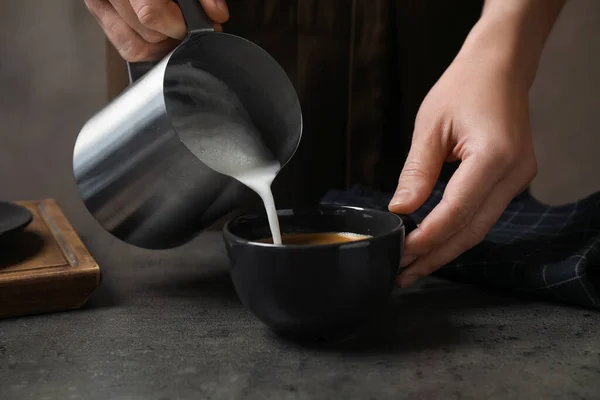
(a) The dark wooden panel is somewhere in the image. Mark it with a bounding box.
[227,0,297,32]
[346,0,394,188]
[284,0,352,205]
[297,0,352,37]
[284,33,350,204]
[382,0,483,190]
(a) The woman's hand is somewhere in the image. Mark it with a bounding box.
[389,0,566,288]
[85,0,229,62]
[389,45,537,288]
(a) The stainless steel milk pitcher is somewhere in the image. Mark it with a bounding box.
[73,0,302,249]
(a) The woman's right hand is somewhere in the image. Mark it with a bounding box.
[85,0,229,62]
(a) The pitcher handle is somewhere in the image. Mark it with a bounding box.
[175,0,215,34]
[127,61,156,83]
[126,0,215,83]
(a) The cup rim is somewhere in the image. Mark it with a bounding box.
[223,204,405,249]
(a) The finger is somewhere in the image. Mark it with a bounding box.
[86,0,178,61]
[199,0,230,24]
[109,0,167,43]
[403,150,509,259]
[398,172,527,288]
[129,0,188,39]
[388,120,447,215]
[128,0,230,40]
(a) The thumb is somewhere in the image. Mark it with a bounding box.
[199,0,230,24]
[389,127,445,215]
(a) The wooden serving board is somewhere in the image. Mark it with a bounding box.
[0,199,100,319]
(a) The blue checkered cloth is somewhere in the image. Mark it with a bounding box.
[321,183,600,310]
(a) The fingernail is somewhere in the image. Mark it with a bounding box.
[399,274,420,288]
[400,254,416,268]
[215,0,229,12]
[390,189,412,207]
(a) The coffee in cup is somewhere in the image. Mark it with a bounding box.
[256,232,371,245]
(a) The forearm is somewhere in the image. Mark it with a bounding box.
[456,0,566,88]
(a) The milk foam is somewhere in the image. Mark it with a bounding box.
[166,66,282,244]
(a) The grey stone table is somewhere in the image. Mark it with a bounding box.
[1,229,599,400]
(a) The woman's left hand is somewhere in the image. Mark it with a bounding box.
[388,34,538,288]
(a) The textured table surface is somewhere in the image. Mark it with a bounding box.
[1,230,599,400]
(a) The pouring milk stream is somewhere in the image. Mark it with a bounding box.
[169,65,283,244]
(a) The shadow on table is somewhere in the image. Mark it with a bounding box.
[270,283,523,355]
[143,269,241,304]
[0,231,44,268]
[80,267,122,310]
[83,279,120,310]
[76,270,240,312]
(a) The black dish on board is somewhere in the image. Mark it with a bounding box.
[0,201,33,238]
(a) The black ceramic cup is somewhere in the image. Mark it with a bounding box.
[223,205,417,340]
